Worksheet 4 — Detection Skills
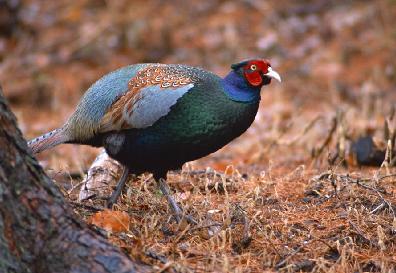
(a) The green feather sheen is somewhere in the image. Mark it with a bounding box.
[106,71,260,175]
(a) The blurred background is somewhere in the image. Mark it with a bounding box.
[2,1,396,271]
[0,0,395,172]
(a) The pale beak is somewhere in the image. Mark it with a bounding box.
[265,67,282,83]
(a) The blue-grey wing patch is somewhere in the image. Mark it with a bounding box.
[99,64,197,132]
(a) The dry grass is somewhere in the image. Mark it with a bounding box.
[66,83,396,272]
[69,155,396,272]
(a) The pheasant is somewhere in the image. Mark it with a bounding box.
[28,59,281,221]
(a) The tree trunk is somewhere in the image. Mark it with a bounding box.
[0,86,151,273]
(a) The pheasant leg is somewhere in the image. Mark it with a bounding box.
[157,178,197,225]
[107,166,130,208]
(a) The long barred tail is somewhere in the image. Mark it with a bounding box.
[28,128,70,154]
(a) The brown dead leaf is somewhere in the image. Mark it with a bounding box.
[88,209,130,233]
[212,162,235,175]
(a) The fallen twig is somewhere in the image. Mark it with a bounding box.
[347,219,376,247]
[312,115,337,160]
[275,239,313,269]
[311,171,395,217]
[145,250,169,264]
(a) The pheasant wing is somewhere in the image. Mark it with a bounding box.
[99,65,197,132]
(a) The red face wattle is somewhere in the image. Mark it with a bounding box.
[242,60,271,87]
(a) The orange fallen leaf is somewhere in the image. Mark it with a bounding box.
[88,209,130,233]
[212,162,235,175]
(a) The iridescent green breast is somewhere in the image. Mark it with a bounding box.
[110,73,260,174]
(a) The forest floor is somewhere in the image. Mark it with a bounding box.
[1,0,396,272]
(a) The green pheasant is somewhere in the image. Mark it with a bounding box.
[28,59,281,221]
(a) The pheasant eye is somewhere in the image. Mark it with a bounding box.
[250,64,257,71]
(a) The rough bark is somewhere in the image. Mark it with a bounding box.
[0,86,151,273]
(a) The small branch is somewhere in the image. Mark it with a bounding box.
[378,173,396,181]
[145,250,169,264]
[312,171,395,217]
[188,223,222,233]
[312,115,337,160]
[348,220,376,247]
[275,239,313,269]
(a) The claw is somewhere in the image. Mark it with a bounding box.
[156,178,197,225]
